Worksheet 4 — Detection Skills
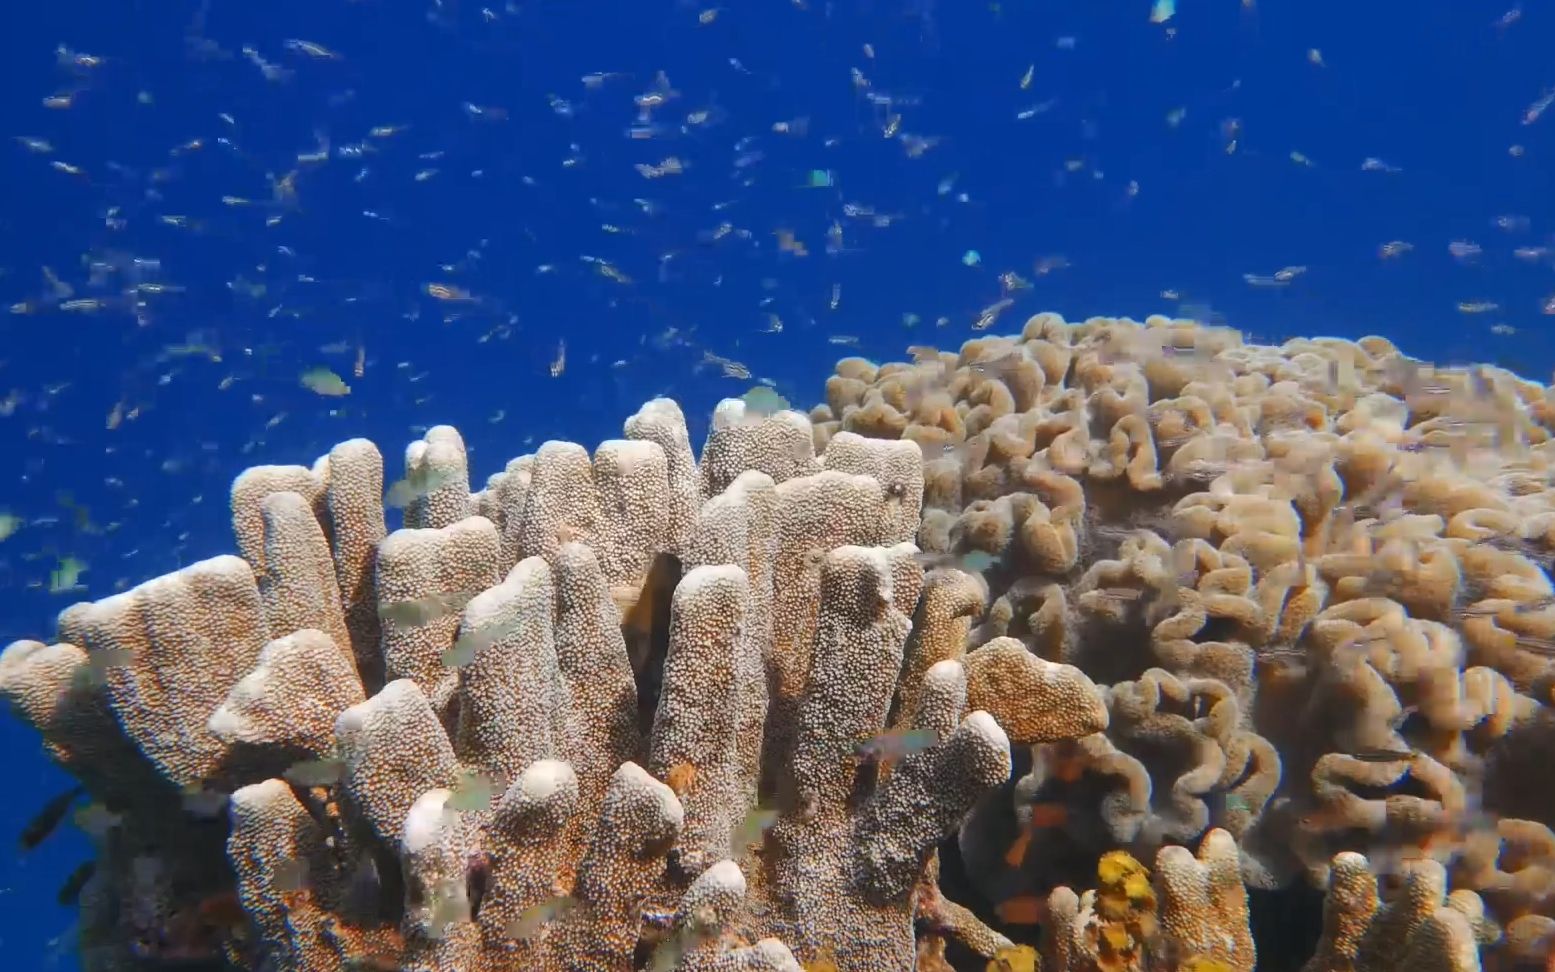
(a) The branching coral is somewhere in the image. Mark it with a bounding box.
[6,312,1555,970]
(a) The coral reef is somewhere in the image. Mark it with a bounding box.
[4,312,1555,970]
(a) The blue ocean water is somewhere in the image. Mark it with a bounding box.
[0,0,1550,967]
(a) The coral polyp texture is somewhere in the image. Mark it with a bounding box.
[4,312,1555,971]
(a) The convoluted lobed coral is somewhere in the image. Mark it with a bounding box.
[2,311,1552,971]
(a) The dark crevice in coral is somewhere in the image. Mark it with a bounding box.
[1247,881,1326,972]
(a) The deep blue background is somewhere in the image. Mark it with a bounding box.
[1,0,1551,965]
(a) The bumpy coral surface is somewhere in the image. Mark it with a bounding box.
[4,312,1554,971]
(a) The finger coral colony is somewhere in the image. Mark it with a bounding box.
[4,312,1554,972]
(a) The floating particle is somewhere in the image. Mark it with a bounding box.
[962,249,982,267]
[1289,150,1313,166]
[1307,48,1325,66]
[1150,0,1175,24]
[1490,323,1516,335]
[1166,107,1187,127]
[698,7,719,23]
[1019,64,1034,89]
[1493,214,1530,232]
[549,340,566,377]
[1457,301,1500,314]
[1378,240,1414,259]
[300,367,350,397]
[0,512,21,542]
[805,169,835,188]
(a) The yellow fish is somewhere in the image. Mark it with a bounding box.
[299,366,350,397]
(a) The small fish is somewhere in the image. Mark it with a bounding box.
[664,762,698,797]
[730,806,779,852]
[1378,240,1414,259]
[442,615,524,668]
[802,947,840,972]
[741,385,790,417]
[299,366,350,397]
[507,895,576,940]
[856,727,939,764]
[283,757,346,788]
[72,802,122,839]
[20,785,85,852]
[1448,240,1483,262]
[383,466,458,510]
[1515,595,1555,614]
[273,856,310,893]
[1523,87,1555,126]
[57,859,96,906]
[284,38,342,59]
[424,282,475,302]
[1180,959,1237,972]
[994,894,1046,925]
[1513,634,1555,657]
[447,767,501,812]
[379,590,475,627]
[427,877,469,938]
[180,784,229,818]
[49,556,88,594]
[466,849,493,920]
[69,643,133,690]
[988,945,1038,972]
[1350,748,1415,763]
